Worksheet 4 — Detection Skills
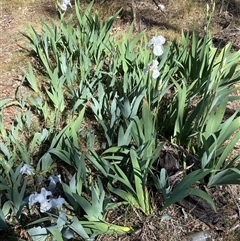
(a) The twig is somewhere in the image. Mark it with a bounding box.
[151,0,165,14]
[220,0,224,14]
[131,0,138,30]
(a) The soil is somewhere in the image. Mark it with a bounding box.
[0,0,240,240]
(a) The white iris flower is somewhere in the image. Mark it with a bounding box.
[144,60,160,79]
[148,35,166,56]
[151,60,160,79]
[60,0,72,11]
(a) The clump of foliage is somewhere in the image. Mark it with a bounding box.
[0,1,240,240]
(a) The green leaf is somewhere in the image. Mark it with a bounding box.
[107,183,138,207]
[205,97,227,136]
[80,220,131,235]
[62,182,79,211]
[26,217,53,227]
[189,188,216,212]
[208,167,240,186]
[162,169,211,210]
[22,63,40,93]
[0,143,11,160]
[49,149,71,165]
[2,201,12,217]
[47,226,64,241]
[130,148,151,214]
[37,152,53,172]
[142,100,153,142]
[174,169,211,192]
[27,226,48,241]
[117,123,133,146]
[57,211,67,230]
[87,150,109,177]
[216,130,240,170]
[72,193,101,221]
[0,209,8,230]
[108,164,136,193]
[69,216,90,239]
[218,116,240,146]
[162,188,190,211]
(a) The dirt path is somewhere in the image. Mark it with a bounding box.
[0,0,59,98]
[0,0,58,126]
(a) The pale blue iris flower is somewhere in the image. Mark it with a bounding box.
[148,35,166,56]
[40,199,53,213]
[29,188,52,212]
[29,187,67,212]
[51,196,68,210]
[48,174,62,190]
[20,164,35,176]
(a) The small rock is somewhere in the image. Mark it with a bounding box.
[185,231,212,241]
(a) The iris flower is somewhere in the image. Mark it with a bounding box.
[29,188,52,213]
[147,35,166,56]
[20,164,35,176]
[60,0,72,11]
[51,196,67,210]
[39,199,53,213]
[150,60,160,79]
[144,60,160,79]
[48,174,62,190]
[29,187,67,212]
